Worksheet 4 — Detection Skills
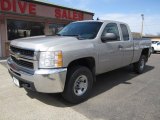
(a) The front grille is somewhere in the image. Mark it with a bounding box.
[10,46,34,57]
[11,56,34,69]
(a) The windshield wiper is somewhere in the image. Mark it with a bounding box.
[61,35,86,40]
[56,34,87,40]
[56,33,62,36]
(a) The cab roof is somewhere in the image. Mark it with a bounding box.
[74,20,128,25]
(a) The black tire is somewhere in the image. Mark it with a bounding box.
[151,47,154,53]
[133,55,147,74]
[62,66,93,104]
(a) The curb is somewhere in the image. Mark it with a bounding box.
[0,60,7,63]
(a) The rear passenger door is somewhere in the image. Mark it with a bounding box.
[120,24,134,66]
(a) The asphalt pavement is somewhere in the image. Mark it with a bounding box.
[0,54,160,120]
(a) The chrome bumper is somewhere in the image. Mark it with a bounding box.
[7,57,67,93]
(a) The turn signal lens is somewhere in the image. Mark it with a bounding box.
[55,51,63,67]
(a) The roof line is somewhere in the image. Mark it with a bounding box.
[22,0,94,15]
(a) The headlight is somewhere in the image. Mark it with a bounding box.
[39,51,63,68]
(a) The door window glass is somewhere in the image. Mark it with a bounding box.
[102,23,120,41]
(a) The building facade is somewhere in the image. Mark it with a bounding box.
[0,0,94,57]
[143,36,160,42]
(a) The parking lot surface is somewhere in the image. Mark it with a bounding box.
[0,54,160,120]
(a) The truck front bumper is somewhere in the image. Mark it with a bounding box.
[7,58,67,93]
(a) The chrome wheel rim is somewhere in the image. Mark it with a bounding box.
[73,75,88,96]
[140,59,145,70]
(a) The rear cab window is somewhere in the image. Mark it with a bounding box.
[120,24,130,41]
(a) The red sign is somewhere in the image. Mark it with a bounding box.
[0,0,84,21]
[55,8,84,21]
[0,0,36,15]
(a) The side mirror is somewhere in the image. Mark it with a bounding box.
[101,33,118,42]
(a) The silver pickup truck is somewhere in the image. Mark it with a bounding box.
[7,20,151,103]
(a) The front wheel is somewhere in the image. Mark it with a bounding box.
[133,55,147,74]
[62,66,93,104]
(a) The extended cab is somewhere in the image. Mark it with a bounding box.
[7,20,151,103]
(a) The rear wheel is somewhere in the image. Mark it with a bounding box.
[62,66,93,104]
[133,55,147,74]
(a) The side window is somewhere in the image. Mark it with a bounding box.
[120,24,130,41]
[102,23,120,41]
[157,42,160,45]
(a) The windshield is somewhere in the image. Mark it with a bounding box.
[57,22,103,39]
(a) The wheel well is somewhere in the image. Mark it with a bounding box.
[141,48,149,61]
[67,57,96,75]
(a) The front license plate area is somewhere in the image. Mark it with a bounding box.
[13,77,20,87]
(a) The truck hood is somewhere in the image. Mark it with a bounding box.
[11,36,78,51]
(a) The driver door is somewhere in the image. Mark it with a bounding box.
[98,23,124,74]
